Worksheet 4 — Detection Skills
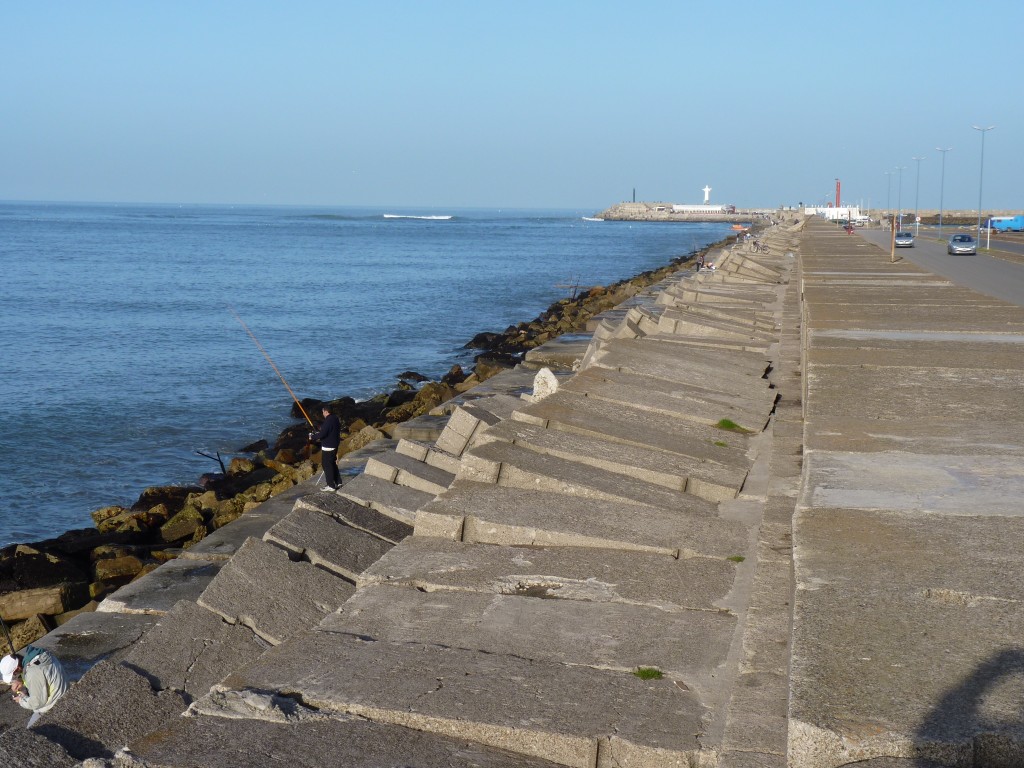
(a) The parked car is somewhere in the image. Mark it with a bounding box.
[947,234,977,255]
[894,231,915,248]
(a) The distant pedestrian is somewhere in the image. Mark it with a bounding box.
[310,406,341,491]
[2,647,69,727]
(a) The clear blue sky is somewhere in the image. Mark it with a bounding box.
[2,1,1021,211]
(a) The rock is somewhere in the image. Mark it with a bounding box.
[160,507,205,544]
[3,614,52,654]
[53,600,99,626]
[441,364,467,386]
[93,555,144,583]
[238,438,269,453]
[131,485,201,513]
[530,367,560,402]
[0,584,82,621]
[398,370,429,382]
[273,448,297,464]
[340,425,385,455]
[263,458,299,482]
[90,505,128,527]
[0,546,87,593]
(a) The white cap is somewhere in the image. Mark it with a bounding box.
[1,655,18,684]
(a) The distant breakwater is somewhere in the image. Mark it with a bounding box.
[0,235,732,654]
[597,202,781,224]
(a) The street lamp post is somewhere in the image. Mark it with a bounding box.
[895,165,907,230]
[884,171,892,223]
[935,147,952,238]
[972,125,995,249]
[912,156,924,236]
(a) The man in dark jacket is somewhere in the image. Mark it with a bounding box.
[310,406,342,491]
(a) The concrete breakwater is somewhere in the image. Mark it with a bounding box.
[0,250,708,659]
[0,225,799,765]
[4,216,1023,767]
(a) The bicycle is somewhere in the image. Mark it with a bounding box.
[749,240,770,254]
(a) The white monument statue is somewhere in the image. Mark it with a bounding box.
[702,185,712,204]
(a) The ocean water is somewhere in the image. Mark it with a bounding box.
[0,202,732,546]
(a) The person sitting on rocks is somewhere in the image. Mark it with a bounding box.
[2,646,69,727]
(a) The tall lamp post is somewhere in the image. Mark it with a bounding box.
[895,165,907,229]
[912,156,924,236]
[884,171,893,224]
[935,147,952,238]
[972,125,995,248]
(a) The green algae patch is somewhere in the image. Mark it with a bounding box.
[727,555,746,563]
[715,418,753,433]
[633,667,664,680]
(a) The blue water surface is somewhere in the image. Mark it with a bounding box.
[0,202,731,545]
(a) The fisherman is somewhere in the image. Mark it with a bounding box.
[310,405,342,492]
[2,647,69,727]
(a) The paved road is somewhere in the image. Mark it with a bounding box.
[858,228,1024,307]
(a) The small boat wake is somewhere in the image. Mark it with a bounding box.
[383,214,453,220]
[581,216,604,222]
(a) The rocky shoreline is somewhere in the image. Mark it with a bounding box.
[0,237,733,655]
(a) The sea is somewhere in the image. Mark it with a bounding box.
[0,202,733,547]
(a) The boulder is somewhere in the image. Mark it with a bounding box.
[90,505,128,527]
[160,507,205,544]
[131,485,201,513]
[3,614,51,654]
[340,425,385,455]
[93,555,144,583]
[0,546,87,593]
[0,584,81,621]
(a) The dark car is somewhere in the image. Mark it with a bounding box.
[947,234,977,255]
[894,231,915,248]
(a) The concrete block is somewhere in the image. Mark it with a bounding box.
[294,492,413,543]
[328,584,736,689]
[96,557,222,615]
[461,438,727,514]
[358,537,739,611]
[122,600,268,698]
[127,701,565,767]
[31,611,159,682]
[480,415,746,502]
[264,506,394,581]
[335,473,436,522]
[34,659,189,761]
[197,537,355,645]
[0,725,78,767]
[363,450,455,495]
[511,391,752,469]
[421,481,748,559]
[220,632,713,768]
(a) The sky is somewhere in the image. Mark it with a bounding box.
[2,1,1022,212]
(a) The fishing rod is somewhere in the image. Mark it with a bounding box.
[0,613,14,656]
[229,306,315,429]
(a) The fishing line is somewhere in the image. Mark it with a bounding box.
[228,306,315,429]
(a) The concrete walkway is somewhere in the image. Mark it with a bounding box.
[2,217,1022,767]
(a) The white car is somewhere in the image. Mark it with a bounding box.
[947,234,977,255]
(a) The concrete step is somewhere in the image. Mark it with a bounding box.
[217,630,714,768]
[510,390,753,470]
[295,492,413,544]
[96,557,223,615]
[122,706,565,767]
[563,366,772,435]
[459,438,725,514]
[417,480,748,560]
[586,344,775,404]
[656,308,779,341]
[197,537,355,646]
[335,473,436,524]
[395,437,462,474]
[521,332,593,370]
[359,536,740,611]
[263,506,396,582]
[119,599,268,700]
[477,417,745,502]
[589,336,773,382]
[329,584,737,690]
[659,304,778,334]
[434,395,524,456]
[363,450,456,495]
